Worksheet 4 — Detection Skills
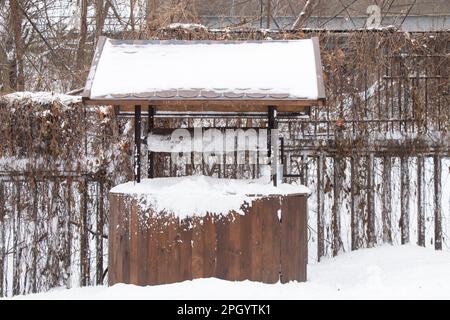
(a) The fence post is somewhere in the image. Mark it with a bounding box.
[350,155,359,250]
[332,156,342,256]
[317,154,324,261]
[12,179,21,296]
[400,157,410,244]
[367,153,376,247]
[434,155,442,250]
[417,156,425,247]
[31,178,38,293]
[80,177,89,286]
[96,181,104,285]
[0,183,4,297]
[65,178,73,288]
[381,156,392,244]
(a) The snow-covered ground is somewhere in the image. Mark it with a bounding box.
[8,245,450,300]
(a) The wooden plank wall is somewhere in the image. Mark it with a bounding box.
[108,193,308,286]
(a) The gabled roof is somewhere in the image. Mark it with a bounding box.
[82,37,326,112]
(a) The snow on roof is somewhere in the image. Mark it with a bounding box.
[110,175,310,218]
[83,37,325,103]
[0,91,81,105]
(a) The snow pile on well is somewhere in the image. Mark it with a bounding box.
[110,175,310,218]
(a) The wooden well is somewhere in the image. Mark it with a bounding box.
[108,192,308,286]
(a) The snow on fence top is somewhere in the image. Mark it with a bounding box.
[82,37,325,109]
[1,91,81,106]
[110,175,310,218]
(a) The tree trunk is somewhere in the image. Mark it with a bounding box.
[76,0,88,75]
[0,46,11,92]
[9,0,24,90]
[291,0,315,30]
[130,0,136,32]
[146,0,157,30]
[95,0,110,42]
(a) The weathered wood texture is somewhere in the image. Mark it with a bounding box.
[109,193,308,286]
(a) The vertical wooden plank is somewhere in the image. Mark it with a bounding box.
[156,214,169,284]
[129,199,139,285]
[381,156,393,244]
[249,199,263,282]
[179,219,193,281]
[261,197,280,284]
[107,194,117,285]
[239,206,251,281]
[114,195,124,285]
[121,197,131,284]
[417,156,425,247]
[167,216,179,283]
[400,156,410,244]
[280,195,307,283]
[202,214,216,278]
[147,210,158,285]
[434,155,442,250]
[228,212,242,281]
[279,196,288,283]
[215,215,229,280]
[191,216,204,280]
[280,196,293,283]
[137,205,148,285]
[299,196,308,281]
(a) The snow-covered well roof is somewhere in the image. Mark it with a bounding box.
[82,37,325,112]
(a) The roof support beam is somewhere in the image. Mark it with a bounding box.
[134,105,142,183]
[147,105,155,179]
[268,106,278,186]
